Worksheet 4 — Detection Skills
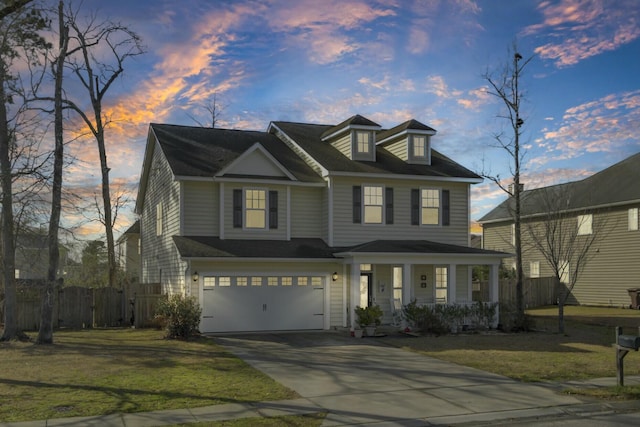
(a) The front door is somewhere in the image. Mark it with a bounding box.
[359,273,373,307]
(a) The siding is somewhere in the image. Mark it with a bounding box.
[456,265,471,302]
[140,138,187,295]
[332,177,470,246]
[484,205,640,306]
[223,183,288,240]
[385,139,408,161]
[183,181,218,236]
[290,186,324,238]
[330,133,351,158]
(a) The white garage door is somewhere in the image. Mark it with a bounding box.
[200,275,325,333]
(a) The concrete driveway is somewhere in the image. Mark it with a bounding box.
[214,331,584,426]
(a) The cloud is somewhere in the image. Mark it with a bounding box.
[537,89,640,162]
[426,75,463,99]
[523,0,640,67]
[457,86,493,110]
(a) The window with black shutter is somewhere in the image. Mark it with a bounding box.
[233,189,242,228]
[353,186,361,223]
[385,187,394,224]
[442,189,450,226]
[411,189,419,225]
[269,191,278,229]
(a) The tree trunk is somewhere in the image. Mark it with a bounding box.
[96,126,115,288]
[556,277,566,334]
[37,1,67,344]
[0,72,17,341]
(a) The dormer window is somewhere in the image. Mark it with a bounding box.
[409,134,430,164]
[352,130,375,161]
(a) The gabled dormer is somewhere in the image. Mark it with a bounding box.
[320,114,381,162]
[376,119,437,165]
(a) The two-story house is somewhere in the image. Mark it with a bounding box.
[480,152,640,307]
[135,114,507,333]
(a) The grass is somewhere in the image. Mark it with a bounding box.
[170,413,326,426]
[385,305,640,398]
[0,328,297,422]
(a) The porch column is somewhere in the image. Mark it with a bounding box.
[402,263,412,305]
[489,263,500,328]
[350,263,361,329]
[448,264,456,303]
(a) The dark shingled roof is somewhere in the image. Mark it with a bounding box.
[338,239,508,255]
[173,236,337,259]
[320,114,381,139]
[376,119,436,143]
[150,123,323,183]
[272,121,481,180]
[173,236,507,259]
[479,152,640,223]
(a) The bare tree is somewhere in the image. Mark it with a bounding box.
[0,0,49,341]
[36,0,68,344]
[482,42,533,328]
[188,93,225,128]
[523,186,603,333]
[55,3,143,288]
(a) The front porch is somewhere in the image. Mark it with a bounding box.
[333,241,508,329]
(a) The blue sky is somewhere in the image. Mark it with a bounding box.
[62,0,640,237]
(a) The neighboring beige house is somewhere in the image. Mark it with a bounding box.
[12,232,67,281]
[479,152,640,307]
[134,114,507,333]
[116,220,141,284]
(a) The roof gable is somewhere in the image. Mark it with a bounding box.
[321,114,381,141]
[217,143,296,180]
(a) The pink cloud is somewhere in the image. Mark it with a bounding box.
[524,0,640,67]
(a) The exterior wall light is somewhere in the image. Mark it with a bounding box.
[332,272,338,281]
[192,271,199,282]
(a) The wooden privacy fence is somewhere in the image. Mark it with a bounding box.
[0,282,163,331]
[473,277,560,308]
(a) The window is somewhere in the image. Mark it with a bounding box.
[412,135,426,158]
[360,264,372,272]
[156,203,163,236]
[560,261,570,284]
[511,224,516,246]
[435,267,448,303]
[297,277,308,286]
[14,269,20,279]
[392,267,403,303]
[245,189,266,228]
[203,277,215,287]
[629,208,639,231]
[219,277,231,287]
[268,277,279,286]
[530,261,540,278]
[282,277,292,286]
[311,277,322,286]
[577,214,592,235]
[421,189,439,225]
[356,131,370,154]
[236,277,248,286]
[251,277,262,286]
[363,185,383,224]
[353,186,393,224]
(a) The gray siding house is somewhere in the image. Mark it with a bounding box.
[135,114,506,333]
[479,152,640,307]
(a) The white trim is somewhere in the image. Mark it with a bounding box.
[362,183,385,225]
[419,186,442,226]
[179,181,184,236]
[376,128,436,146]
[327,171,482,183]
[172,175,326,187]
[216,142,298,181]
[243,187,268,231]
[267,122,329,176]
[219,182,225,240]
[286,186,291,240]
[328,177,334,246]
[321,124,381,142]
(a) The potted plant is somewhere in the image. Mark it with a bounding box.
[355,305,383,336]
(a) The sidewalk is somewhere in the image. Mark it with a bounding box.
[3,384,640,427]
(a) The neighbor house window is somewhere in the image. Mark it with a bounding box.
[156,203,163,236]
[511,224,516,246]
[530,261,540,278]
[629,208,639,231]
[245,189,266,229]
[435,267,448,303]
[421,189,440,225]
[577,214,592,235]
[14,269,20,279]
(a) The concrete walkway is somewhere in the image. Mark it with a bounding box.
[3,331,640,426]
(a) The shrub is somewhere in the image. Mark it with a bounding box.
[354,305,383,327]
[498,302,535,332]
[155,294,202,339]
[402,300,449,335]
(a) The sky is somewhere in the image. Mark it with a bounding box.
[55,0,640,239]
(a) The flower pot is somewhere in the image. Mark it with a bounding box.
[364,325,377,337]
[354,329,363,338]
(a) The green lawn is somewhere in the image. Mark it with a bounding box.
[0,329,297,422]
[384,305,640,398]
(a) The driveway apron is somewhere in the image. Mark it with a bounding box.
[214,332,582,426]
